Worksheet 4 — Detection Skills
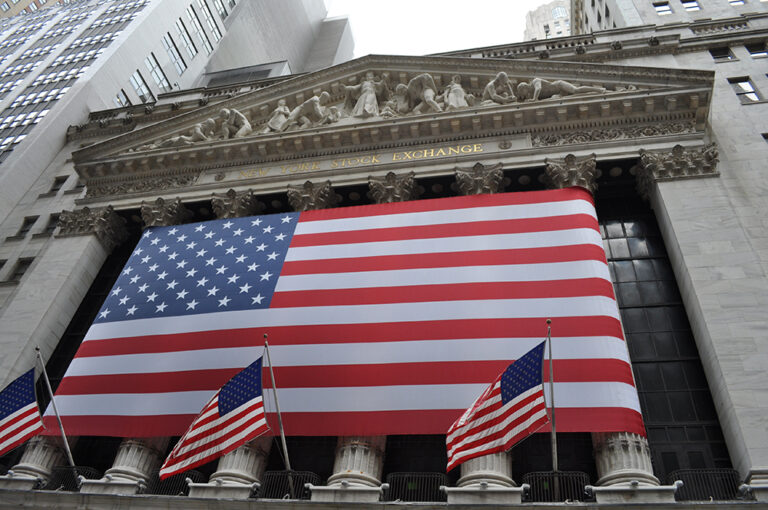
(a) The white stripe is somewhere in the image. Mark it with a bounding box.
[285,229,602,262]
[83,296,619,341]
[64,337,629,376]
[294,199,597,235]
[275,260,610,291]
[175,401,265,456]
[0,420,43,453]
[48,382,641,416]
[0,402,38,430]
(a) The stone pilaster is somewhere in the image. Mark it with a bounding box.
[57,205,128,253]
[140,197,192,227]
[455,162,504,195]
[211,188,265,218]
[287,180,340,212]
[0,436,67,490]
[636,143,719,199]
[592,432,658,486]
[368,171,419,203]
[80,437,168,495]
[188,437,271,499]
[544,153,599,195]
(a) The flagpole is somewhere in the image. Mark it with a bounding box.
[263,334,295,498]
[35,347,77,472]
[545,319,560,501]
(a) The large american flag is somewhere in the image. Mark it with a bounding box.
[1,368,44,457]
[45,188,645,438]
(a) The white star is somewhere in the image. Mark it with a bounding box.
[204,231,214,239]
[207,286,219,296]
[157,271,168,280]
[194,224,205,232]
[176,289,188,299]
[235,254,247,263]
[148,263,159,272]
[130,275,141,284]
[233,228,243,236]
[142,231,152,239]
[251,218,262,226]
[186,241,197,250]
[156,302,168,313]
[173,235,184,242]
[99,308,110,319]
[275,233,286,241]
[206,257,217,266]
[281,215,293,223]
[247,263,259,272]
[218,296,231,307]
[135,247,144,255]
[122,267,133,275]
[150,238,160,245]
[158,244,168,253]
[223,221,233,229]
[167,280,178,290]
[255,243,267,252]
[186,268,198,278]
[252,294,264,304]
[214,238,225,247]
[141,255,151,264]
[176,260,188,269]
[146,292,158,302]
[168,251,179,260]
[196,248,208,258]
[168,227,179,236]
[126,305,137,316]
[111,286,122,296]
[119,296,130,305]
[239,283,252,293]
[197,277,209,287]
[225,246,236,254]
[227,274,240,284]
[267,252,278,261]
[138,283,148,293]
[263,225,273,234]
[260,271,273,281]
[216,265,228,274]
[244,236,255,244]
[186,299,199,310]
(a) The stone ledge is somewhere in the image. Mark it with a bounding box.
[0,474,41,491]
[586,480,682,504]
[308,482,387,503]
[79,477,144,495]
[442,483,526,504]
[188,480,258,499]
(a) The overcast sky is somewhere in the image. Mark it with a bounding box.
[325,0,552,58]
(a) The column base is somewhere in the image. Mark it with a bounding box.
[443,483,526,504]
[79,477,145,495]
[308,482,387,503]
[188,479,258,499]
[0,472,42,490]
[587,480,682,504]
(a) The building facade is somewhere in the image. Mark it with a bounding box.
[524,0,572,41]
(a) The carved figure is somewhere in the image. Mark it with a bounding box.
[135,119,216,150]
[441,75,474,111]
[260,99,290,133]
[218,107,252,138]
[344,72,390,118]
[516,78,606,101]
[380,83,410,117]
[281,92,334,131]
[406,73,442,114]
[481,72,517,104]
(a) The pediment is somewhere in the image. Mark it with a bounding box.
[72,54,714,194]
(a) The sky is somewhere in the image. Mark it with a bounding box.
[325,0,552,58]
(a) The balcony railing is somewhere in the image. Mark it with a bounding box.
[522,471,593,502]
[668,468,742,501]
[146,469,205,496]
[43,466,102,491]
[256,470,319,499]
[383,472,448,502]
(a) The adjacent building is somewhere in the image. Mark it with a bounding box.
[524,0,572,41]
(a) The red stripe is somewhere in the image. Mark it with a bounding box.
[271,278,615,308]
[281,244,607,275]
[291,215,598,247]
[0,425,44,457]
[0,406,40,444]
[43,407,644,438]
[75,317,624,357]
[55,358,634,395]
[298,188,594,223]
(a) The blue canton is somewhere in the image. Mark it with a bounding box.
[218,357,263,416]
[94,212,300,323]
[500,342,546,404]
[0,368,37,420]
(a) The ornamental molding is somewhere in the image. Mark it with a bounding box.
[635,143,719,199]
[287,180,340,212]
[211,189,265,218]
[56,205,127,252]
[368,171,420,204]
[455,162,504,195]
[545,153,600,195]
[85,172,199,199]
[531,121,697,147]
[140,197,193,227]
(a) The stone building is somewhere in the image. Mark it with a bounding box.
[524,0,572,41]
[1,0,768,508]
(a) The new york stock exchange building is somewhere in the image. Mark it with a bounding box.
[1,9,768,510]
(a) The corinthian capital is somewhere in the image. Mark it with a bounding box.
[544,153,599,195]
[140,197,193,227]
[287,180,340,212]
[368,171,419,204]
[211,189,265,219]
[636,143,719,199]
[57,205,127,253]
[455,162,504,195]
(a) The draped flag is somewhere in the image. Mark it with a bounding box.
[446,341,548,472]
[159,357,269,479]
[0,368,44,457]
[46,187,645,438]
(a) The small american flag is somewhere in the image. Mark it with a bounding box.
[0,368,44,457]
[159,357,269,479]
[446,341,548,472]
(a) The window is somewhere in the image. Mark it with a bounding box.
[654,1,673,14]
[605,4,611,18]
[16,216,38,237]
[129,70,154,103]
[728,77,761,103]
[161,33,186,75]
[48,175,68,194]
[42,214,59,236]
[552,5,567,18]
[729,0,745,4]
[197,0,222,41]
[9,257,33,282]
[709,47,735,61]
[144,53,171,93]
[28,2,37,10]
[0,3,9,12]
[681,0,700,10]
[762,133,768,143]
[212,0,227,19]
[745,42,768,58]
[114,89,130,107]
[186,6,213,55]
[175,19,197,59]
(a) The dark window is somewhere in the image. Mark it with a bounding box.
[763,133,768,143]
[43,213,59,235]
[709,47,735,61]
[129,69,154,103]
[114,89,131,108]
[10,257,33,281]
[49,175,67,193]
[728,77,761,103]
[17,215,38,236]
[745,42,768,58]
[654,1,672,14]
[681,0,700,11]
[144,53,171,93]
[161,33,186,75]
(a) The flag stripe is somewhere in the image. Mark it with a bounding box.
[0,370,44,457]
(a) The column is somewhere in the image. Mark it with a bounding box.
[457,453,515,487]
[455,162,504,195]
[592,432,658,486]
[326,436,386,487]
[544,153,599,194]
[286,180,340,211]
[211,188,265,219]
[368,171,420,203]
[0,436,67,490]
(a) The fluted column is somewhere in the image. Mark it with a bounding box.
[455,162,504,195]
[211,188,265,218]
[287,180,339,211]
[544,153,599,194]
[140,197,193,227]
[209,437,272,485]
[327,436,386,487]
[457,452,515,487]
[592,432,658,486]
[368,171,420,203]
[80,437,168,494]
[0,436,68,489]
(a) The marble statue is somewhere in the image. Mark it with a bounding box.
[135,118,216,150]
[516,78,607,101]
[481,71,517,105]
[380,83,410,117]
[441,75,475,111]
[406,73,442,114]
[260,99,290,133]
[344,71,390,118]
[218,107,252,138]
[281,91,335,131]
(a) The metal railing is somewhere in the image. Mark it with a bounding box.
[383,472,448,502]
[668,468,742,501]
[43,466,102,491]
[256,470,319,499]
[146,469,205,496]
[522,471,592,502]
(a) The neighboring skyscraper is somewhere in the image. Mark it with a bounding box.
[524,0,571,40]
[0,0,54,20]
